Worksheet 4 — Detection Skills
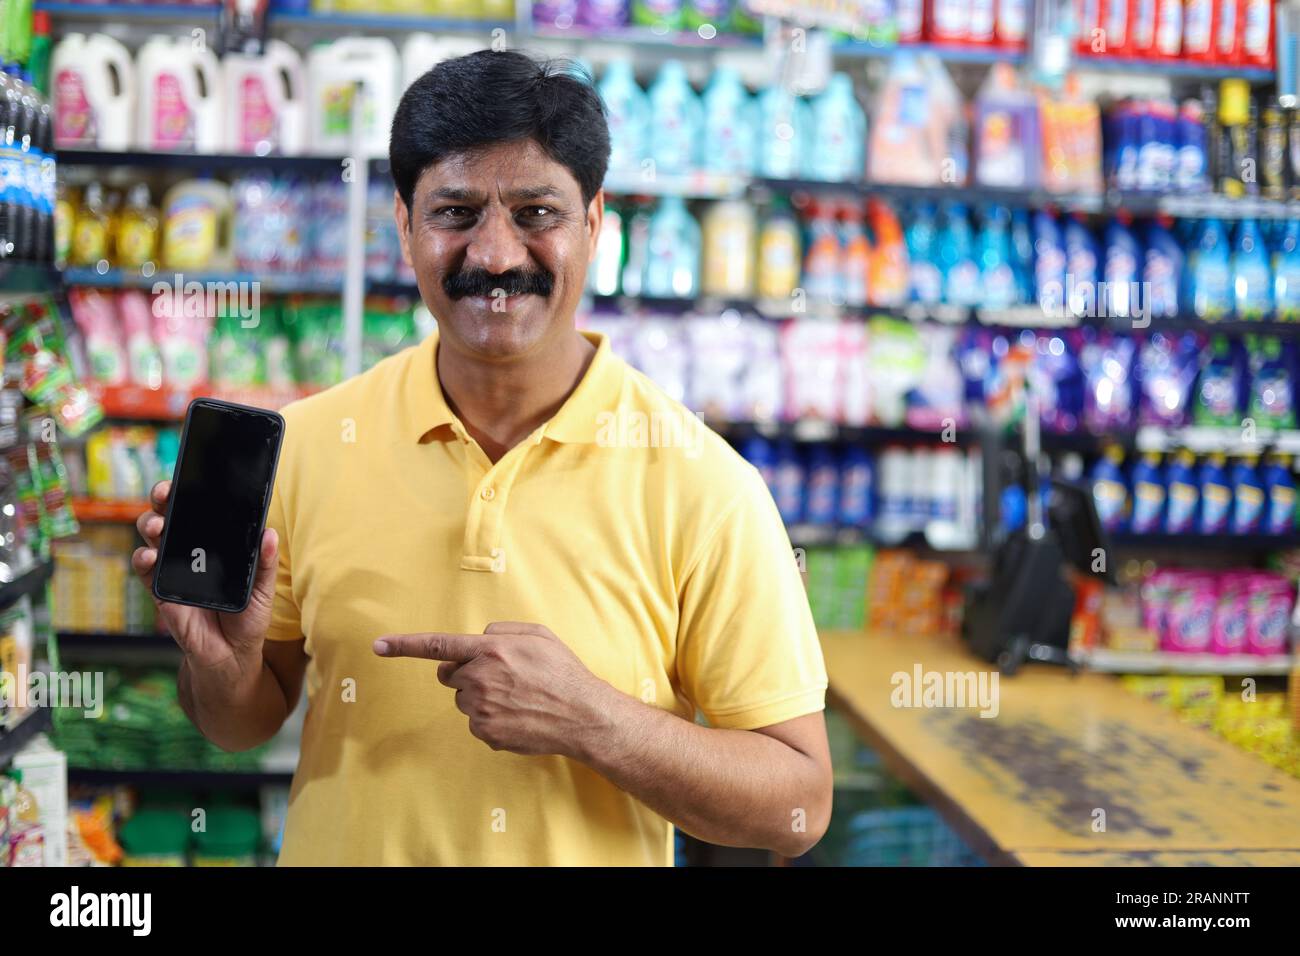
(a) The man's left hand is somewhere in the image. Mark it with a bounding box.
[373,622,612,757]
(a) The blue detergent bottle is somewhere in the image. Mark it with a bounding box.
[1164,449,1199,533]
[1010,208,1034,306]
[1197,452,1233,534]
[1230,454,1266,534]
[1129,452,1166,535]
[1262,453,1297,535]
[939,203,981,307]
[837,446,874,527]
[701,66,757,176]
[1103,212,1141,322]
[977,204,1016,310]
[1273,219,1300,321]
[905,202,942,305]
[642,195,700,298]
[1232,218,1274,320]
[805,72,866,183]
[597,59,649,176]
[805,445,840,526]
[1185,218,1232,320]
[1090,445,1130,533]
[1033,210,1066,318]
[773,440,805,525]
[646,60,702,175]
[755,83,809,179]
[1144,216,1184,320]
[1065,214,1099,319]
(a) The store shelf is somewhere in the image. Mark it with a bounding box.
[34,2,219,20]
[1081,648,1295,675]
[1110,532,1300,550]
[530,22,760,49]
[57,148,347,173]
[1072,53,1275,84]
[67,766,295,789]
[63,266,343,295]
[834,39,1024,65]
[604,170,750,198]
[72,498,149,523]
[91,382,198,420]
[55,631,176,654]
[0,706,52,768]
[271,10,510,32]
[0,261,60,295]
[0,560,55,609]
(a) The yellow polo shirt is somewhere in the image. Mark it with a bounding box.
[265,328,827,866]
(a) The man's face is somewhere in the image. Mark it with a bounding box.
[395,139,602,361]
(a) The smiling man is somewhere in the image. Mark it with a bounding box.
[131,50,831,866]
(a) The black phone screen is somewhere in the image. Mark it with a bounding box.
[153,400,284,612]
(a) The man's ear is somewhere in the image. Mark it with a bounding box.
[394,190,414,268]
[586,189,605,265]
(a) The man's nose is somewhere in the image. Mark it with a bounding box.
[463,208,530,276]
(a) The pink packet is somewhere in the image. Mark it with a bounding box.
[1162,575,1217,653]
[1246,578,1295,656]
[1140,569,1175,634]
[1210,578,1249,655]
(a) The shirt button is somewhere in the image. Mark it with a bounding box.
[480,486,496,501]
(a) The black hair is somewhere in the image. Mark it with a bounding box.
[389,50,610,212]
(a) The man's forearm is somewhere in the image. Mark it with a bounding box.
[574,687,829,857]
[178,655,292,752]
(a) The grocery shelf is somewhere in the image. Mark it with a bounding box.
[63,266,343,295]
[34,2,220,20]
[1109,532,1300,550]
[271,10,510,32]
[0,706,52,768]
[67,766,295,789]
[1071,53,1275,84]
[0,560,55,610]
[529,22,761,49]
[72,498,149,523]
[0,261,60,295]
[91,382,199,420]
[834,39,1024,65]
[604,170,750,198]
[57,148,348,173]
[1080,647,1295,675]
[55,631,177,654]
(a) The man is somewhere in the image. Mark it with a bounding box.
[131,50,831,866]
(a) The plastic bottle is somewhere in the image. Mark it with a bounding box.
[1230,454,1265,534]
[805,73,865,183]
[927,0,969,42]
[838,447,874,527]
[1130,452,1166,534]
[27,11,51,95]
[1216,0,1241,63]
[1231,219,1273,319]
[1185,217,1231,320]
[1273,218,1300,320]
[1239,0,1274,69]
[161,178,232,270]
[938,202,981,307]
[1091,445,1130,533]
[1217,79,1255,197]
[0,67,30,261]
[70,180,110,266]
[802,202,841,304]
[306,37,399,157]
[1010,208,1033,305]
[1103,212,1141,320]
[995,0,1028,48]
[136,35,223,153]
[756,197,801,301]
[906,202,943,306]
[115,183,159,270]
[700,198,756,298]
[224,40,306,156]
[755,82,808,179]
[1183,0,1216,60]
[597,59,648,176]
[805,446,840,526]
[646,61,701,175]
[632,0,683,30]
[588,203,623,297]
[973,62,1038,189]
[51,32,134,150]
[1033,210,1067,317]
[1262,453,1296,534]
[1144,216,1183,319]
[700,66,755,176]
[583,0,632,29]
[838,203,871,307]
[642,195,699,298]
[1174,99,1209,193]
[1165,449,1199,533]
[977,204,1016,310]
[772,439,804,525]
[867,198,909,308]
[1197,452,1232,534]
[1064,214,1099,318]
[620,201,652,297]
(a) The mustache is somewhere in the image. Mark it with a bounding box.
[443,267,555,300]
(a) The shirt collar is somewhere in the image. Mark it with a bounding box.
[405,327,623,445]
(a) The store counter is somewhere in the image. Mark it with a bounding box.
[820,630,1300,866]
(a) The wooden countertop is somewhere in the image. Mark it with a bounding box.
[820,629,1300,866]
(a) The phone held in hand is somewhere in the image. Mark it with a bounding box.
[152,398,285,613]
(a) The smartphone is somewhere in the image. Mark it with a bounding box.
[152,398,285,612]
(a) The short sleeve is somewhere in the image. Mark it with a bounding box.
[676,464,828,730]
[264,478,302,643]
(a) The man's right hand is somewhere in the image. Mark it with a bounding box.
[131,479,280,677]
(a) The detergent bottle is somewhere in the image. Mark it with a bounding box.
[223,40,306,156]
[1185,217,1232,320]
[1090,445,1130,533]
[700,66,755,176]
[1130,452,1166,535]
[976,204,1016,310]
[136,35,223,153]
[1231,218,1273,319]
[1198,452,1233,534]
[755,82,808,179]
[905,202,942,306]
[1273,218,1300,320]
[938,203,981,307]
[1262,453,1296,535]
[50,32,134,150]
[1230,454,1266,534]
[307,37,399,157]
[805,72,865,183]
[643,195,700,298]
[868,198,909,308]
[161,178,232,271]
[598,59,649,176]
[1165,449,1199,533]
[645,60,701,176]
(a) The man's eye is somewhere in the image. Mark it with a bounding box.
[435,207,473,221]
[520,206,554,221]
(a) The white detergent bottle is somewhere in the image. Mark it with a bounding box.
[400,33,481,92]
[137,35,224,153]
[224,40,307,155]
[51,32,135,150]
[307,37,398,157]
